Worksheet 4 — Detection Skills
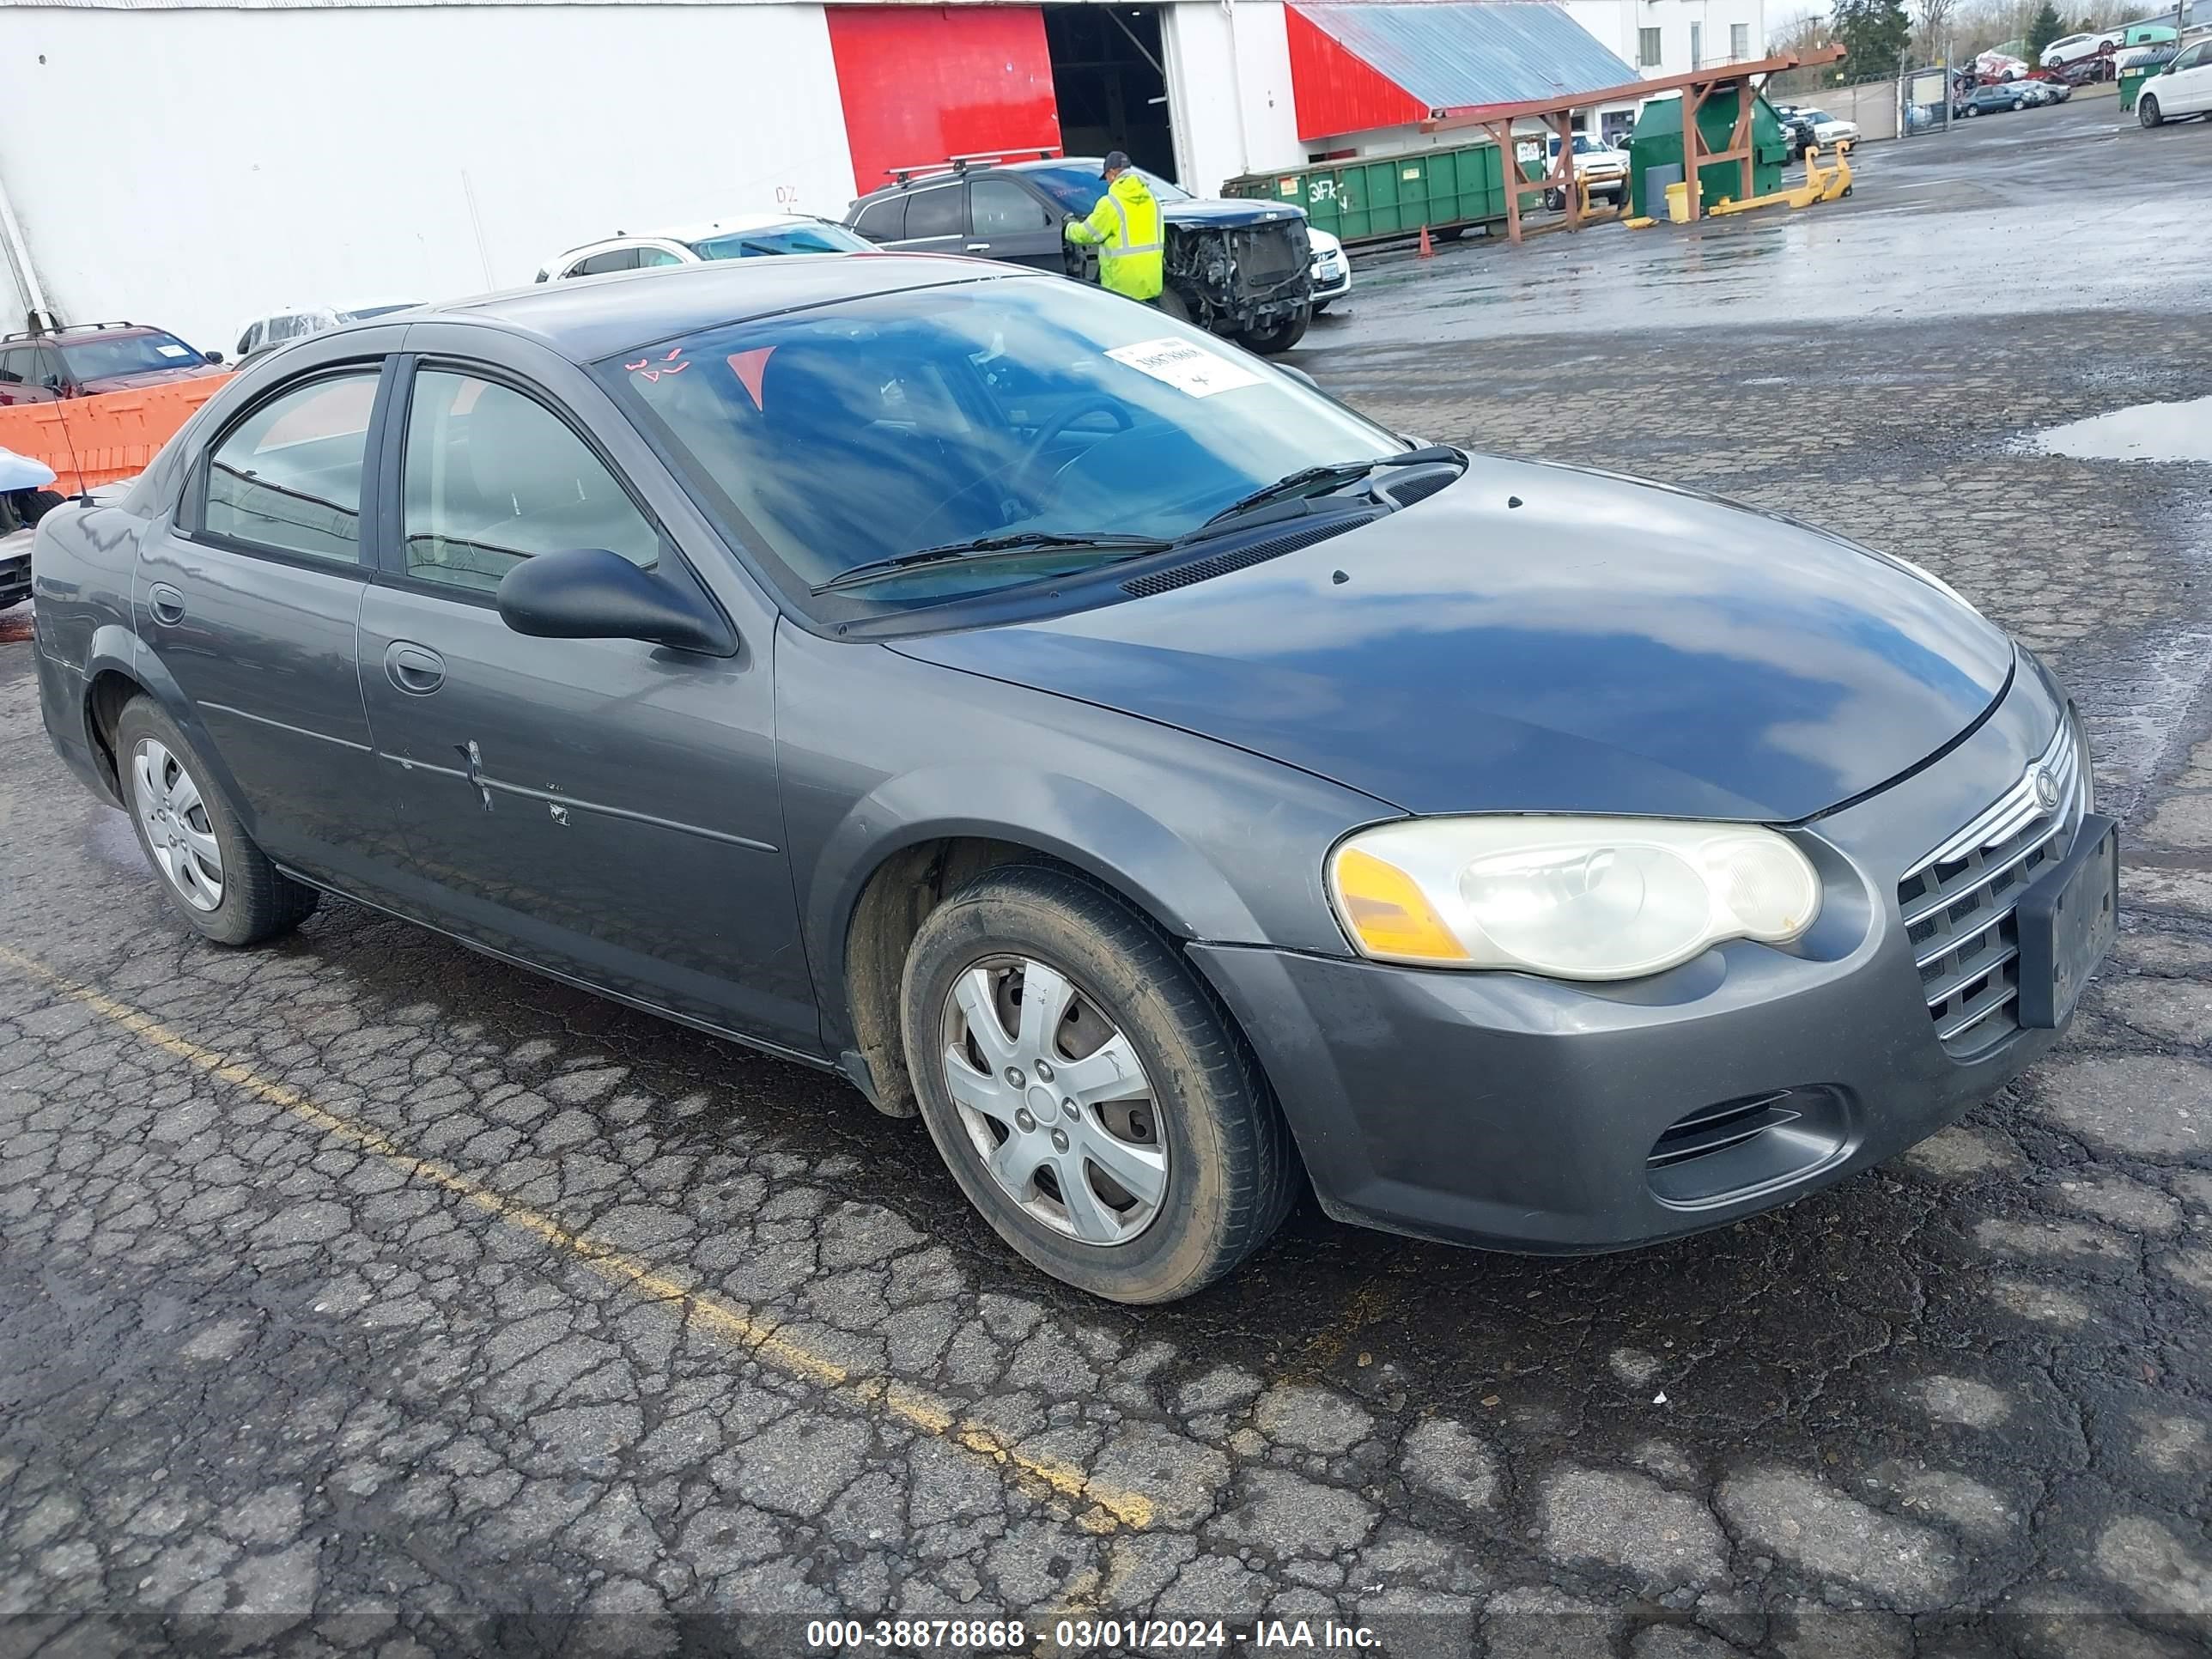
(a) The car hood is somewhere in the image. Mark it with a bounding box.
[1161,198,1305,231]
[75,363,226,395]
[890,458,2014,823]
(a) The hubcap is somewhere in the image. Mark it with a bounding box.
[939,955,1168,1247]
[131,738,224,912]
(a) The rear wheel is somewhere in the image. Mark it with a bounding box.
[1237,307,1310,355]
[2138,95,2162,128]
[901,864,1298,1304]
[116,698,319,946]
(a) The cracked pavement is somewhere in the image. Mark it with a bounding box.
[4,102,2211,1656]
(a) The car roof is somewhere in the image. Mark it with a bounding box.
[429,253,1030,363]
[550,213,832,264]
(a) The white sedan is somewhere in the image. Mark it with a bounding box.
[1308,228,1352,312]
[537,213,872,282]
[1802,109,1862,147]
[2041,30,2120,67]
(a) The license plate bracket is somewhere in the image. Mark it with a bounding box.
[2014,813,2118,1030]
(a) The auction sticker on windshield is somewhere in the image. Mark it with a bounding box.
[1105,337,1264,398]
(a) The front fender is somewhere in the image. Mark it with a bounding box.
[805,762,1267,1008]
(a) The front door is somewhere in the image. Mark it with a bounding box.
[355,353,816,1052]
[137,350,400,890]
[2160,41,2212,113]
[968,174,1066,270]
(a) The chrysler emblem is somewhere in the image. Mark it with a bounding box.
[2032,767,2060,812]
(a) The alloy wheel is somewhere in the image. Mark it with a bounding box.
[939,955,1168,1247]
[131,738,224,911]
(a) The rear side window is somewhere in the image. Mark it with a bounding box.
[0,348,27,386]
[202,372,380,566]
[571,248,641,276]
[635,246,684,268]
[905,186,964,239]
[400,370,659,595]
[852,196,906,242]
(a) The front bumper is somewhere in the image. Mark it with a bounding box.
[1191,658,2095,1253]
[1310,258,1352,301]
[0,529,29,608]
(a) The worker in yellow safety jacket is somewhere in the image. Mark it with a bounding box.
[1064,151,1164,303]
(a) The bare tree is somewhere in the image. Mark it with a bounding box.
[1914,0,1959,58]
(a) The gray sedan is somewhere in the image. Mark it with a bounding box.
[32,258,2117,1302]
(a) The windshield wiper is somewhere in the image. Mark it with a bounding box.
[1196,445,1466,534]
[814,532,1175,593]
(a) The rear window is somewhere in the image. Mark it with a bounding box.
[689,223,870,259]
[60,331,204,380]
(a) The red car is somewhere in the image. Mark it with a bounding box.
[0,322,226,406]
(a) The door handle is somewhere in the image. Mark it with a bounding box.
[384,641,446,695]
[966,241,993,252]
[148,582,186,625]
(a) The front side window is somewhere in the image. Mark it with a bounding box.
[400,370,659,595]
[60,331,204,381]
[972,179,1054,234]
[1021,165,1191,217]
[599,275,1398,611]
[0,349,25,386]
[905,186,965,239]
[202,371,380,566]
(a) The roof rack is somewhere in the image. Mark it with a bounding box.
[884,149,1060,186]
[3,320,140,343]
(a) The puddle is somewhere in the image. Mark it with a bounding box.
[2031,396,2212,464]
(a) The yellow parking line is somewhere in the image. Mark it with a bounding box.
[0,945,1156,1532]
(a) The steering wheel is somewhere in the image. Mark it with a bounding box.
[902,399,1138,550]
[1014,398,1134,495]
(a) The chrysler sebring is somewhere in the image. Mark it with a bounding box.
[32,258,2117,1302]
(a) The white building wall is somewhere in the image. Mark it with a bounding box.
[0,3,853,354]
[1162,1,1305,192]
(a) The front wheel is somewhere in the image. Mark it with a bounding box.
[1237,307,1310,355]
[2138,95,2162,128]
[901,865,1299,1304]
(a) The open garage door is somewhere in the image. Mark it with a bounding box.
[1044,4,1176,181]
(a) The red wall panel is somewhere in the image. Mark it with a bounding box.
[1285,6,1429,142]
[828,7,1062,200]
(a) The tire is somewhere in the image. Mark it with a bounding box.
[2138,95,2161,129]
[115,697,319,947]
[1543,187,1565,211]
[1153,284,1196,325]
[1237,307,1310,355]
[1311,300,1331,315]
[900,863,1299,1304]
[1963,104,1978,117]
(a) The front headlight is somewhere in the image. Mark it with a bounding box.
[1328,817,1821,980]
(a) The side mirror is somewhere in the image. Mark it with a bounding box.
[39,374,60,391]
[204,350,225,366]
[1278,363,1320,389]
[496,547,736,656]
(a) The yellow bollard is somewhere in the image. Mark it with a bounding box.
[1663,181,1691,224]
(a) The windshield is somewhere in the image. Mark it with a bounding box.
[599,275,1397,609]
[689,222,871,259]
[61,332,204,380]
[1020,165,1192,217]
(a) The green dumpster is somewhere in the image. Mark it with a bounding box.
[1628,89,1787,219]
[2118,37,2178,112]
[1224,137,1545,246]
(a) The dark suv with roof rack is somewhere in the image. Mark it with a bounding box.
[845,155,1315,354]
[0,322,225,406]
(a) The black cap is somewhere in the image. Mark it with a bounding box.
[1100,150,1131,178]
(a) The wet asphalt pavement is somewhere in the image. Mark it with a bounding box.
[5,94,2212,1658]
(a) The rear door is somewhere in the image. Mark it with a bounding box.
[352,327,816,1051]
[137,330,409,892]
[890,182,969,256]
[968,174,1064,270]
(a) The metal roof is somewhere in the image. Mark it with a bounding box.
[1293,2,1641,114]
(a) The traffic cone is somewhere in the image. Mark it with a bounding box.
[1418,223,1435,259]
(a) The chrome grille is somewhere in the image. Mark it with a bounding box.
[1899,714,2087,1056]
